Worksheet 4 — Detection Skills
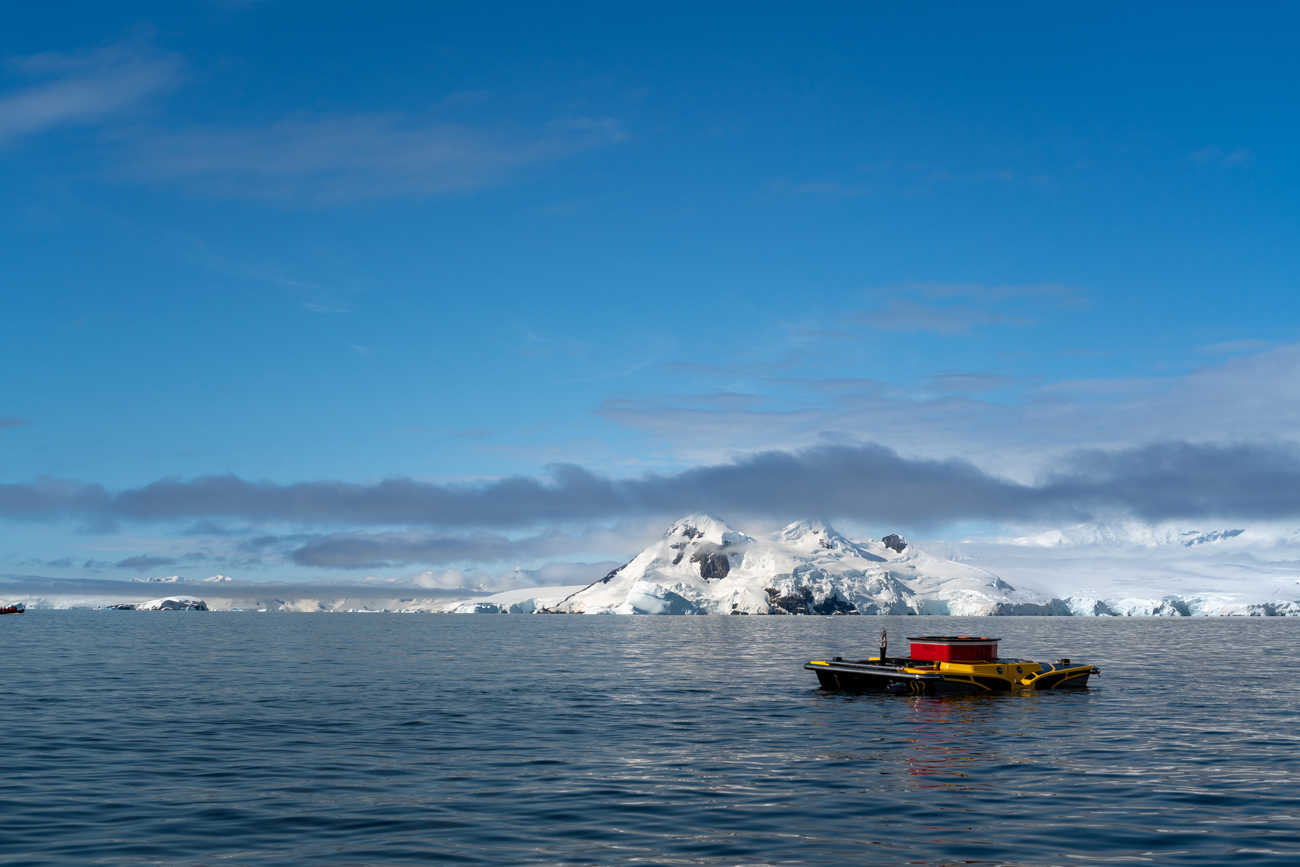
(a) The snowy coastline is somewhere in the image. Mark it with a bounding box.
[6,515,1299,616]
[437,515,1300,617]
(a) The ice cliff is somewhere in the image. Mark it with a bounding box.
[133,597,209,611]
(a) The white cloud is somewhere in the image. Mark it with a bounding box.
[847,297,1035,334]
[0,40,627,202]
[125,113,628,202]
[1190,146,1254,167]
[0,40,180,145]
[843,283,1090,335]
[599,343,1300,479]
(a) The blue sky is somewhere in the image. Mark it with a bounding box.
[3,3,1300,584]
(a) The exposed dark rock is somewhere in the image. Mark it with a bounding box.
[691,551,730,580]
[600,561,632,584]
[811,594,857,615]
[765,583,858,615]
[988,599,1073,616]
[882,534,908,553]
[763,586,856,615]
[765,586,812,615]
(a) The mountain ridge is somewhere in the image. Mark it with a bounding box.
[551,514,1064,616]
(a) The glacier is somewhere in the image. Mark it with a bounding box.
[134,597,209,611]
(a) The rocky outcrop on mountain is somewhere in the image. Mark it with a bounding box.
[881,534,908,553]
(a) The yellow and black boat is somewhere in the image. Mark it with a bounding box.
[806,632,1098,695]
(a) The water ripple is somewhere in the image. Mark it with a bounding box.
[1,612,1298,865]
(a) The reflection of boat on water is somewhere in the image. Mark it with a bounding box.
[1,603,25,615]
[806,631,1098,695]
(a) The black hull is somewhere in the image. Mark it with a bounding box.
[807,659,1096,695]
[812,668,991,695]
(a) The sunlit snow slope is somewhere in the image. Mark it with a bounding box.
[551,515,1064,616]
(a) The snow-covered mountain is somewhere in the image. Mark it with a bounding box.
[925,521,1300,617]
[1008,522,1300,550]
[550,514,1065,616]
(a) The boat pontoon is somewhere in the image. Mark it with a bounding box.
[806,631,1098,695]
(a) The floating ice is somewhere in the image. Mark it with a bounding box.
[135,597,208,611]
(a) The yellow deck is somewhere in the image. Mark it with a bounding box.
[809,657,1094,691]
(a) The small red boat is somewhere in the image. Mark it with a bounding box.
[0,604,25,615]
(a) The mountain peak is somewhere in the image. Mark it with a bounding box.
[777,519,851,551]
[663,514,751,547]
[558,516,1044,615]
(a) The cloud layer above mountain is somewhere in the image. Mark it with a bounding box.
[4,441,1300,542]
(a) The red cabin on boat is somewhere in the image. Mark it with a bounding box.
[908,636,999,663]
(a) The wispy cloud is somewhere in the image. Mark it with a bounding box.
[596,342,1300,484]
[1197,339,1273,356]
[770,179,869,198]
[0,416,32,429]
[0,39,180,146]
[114,554,176,570]
[1190,146,1254,167]
[126,113,628,202]
[905,282,1089,307]
[171,233,355,312]
[847,297,1034,334]
[921,373,1018,394]
[843,283,1087,335]
[399,427,493,440]
[1,39,626,202]
[291,524,649,569]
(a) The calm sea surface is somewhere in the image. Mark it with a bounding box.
[3,611,1298,866]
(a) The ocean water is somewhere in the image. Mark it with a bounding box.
[2,612,1298,866]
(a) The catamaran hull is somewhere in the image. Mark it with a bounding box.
[806,660,1097,695]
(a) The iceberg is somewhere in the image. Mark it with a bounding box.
[135,597,208,611]
[442,585,589,614]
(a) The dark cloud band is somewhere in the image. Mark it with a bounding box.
[287,529,631,569]
[3,441,1299,535]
